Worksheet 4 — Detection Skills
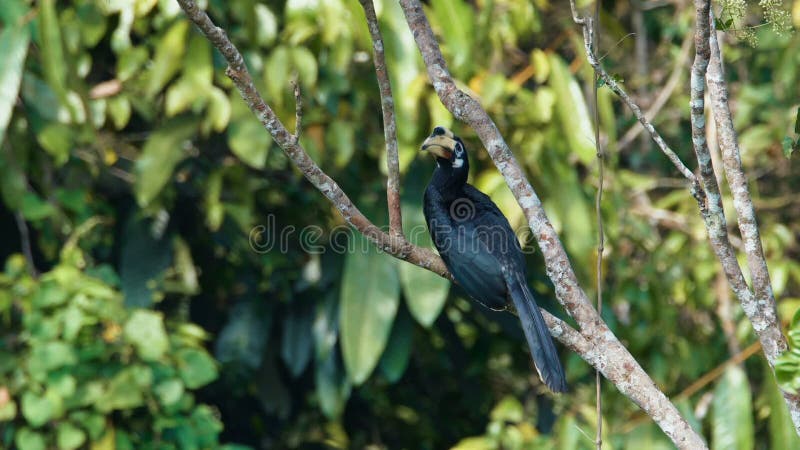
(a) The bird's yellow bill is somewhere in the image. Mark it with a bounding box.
[421,134,456,159]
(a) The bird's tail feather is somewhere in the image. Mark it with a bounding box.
[508,273,567,393]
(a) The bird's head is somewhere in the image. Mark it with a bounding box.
[421,126,467,169]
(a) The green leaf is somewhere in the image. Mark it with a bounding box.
[123,310,169,361]
[15,428,46,450]
[783,136,795,159]
[57,422,86,450]
[766,363,800,449]
[145,20,189,97]
[339,243,400,385]
[177,348,219,389]
[490,396,524,423]
[548,53,596,165]
[21,389,63,427]
[214,301,270,369]
[794,106,800,134]
[378,308,413,383]
[0,396,16,420]
[39,0,68,106]
[155,378,185,407]
[28,341,77,375]
[281,300,314,378]
[21,192,56,221]
[0,20,29,143]
[712,366,754,450]
[36,122,74,166]
[315,348,351,419]
[120,215,173,307]
[227,92,270,169]
[133,117,198,207]
[101,368,144,411]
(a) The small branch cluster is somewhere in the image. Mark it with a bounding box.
[572,0,800,437]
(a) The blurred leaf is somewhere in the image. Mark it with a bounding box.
[313,292,339,361]
[133,117,198,207]
[124,310,169,361]
[328,120,355,168]
[56,422,86,450]
[21,192,56,221]
[36,123,74,166]
[339,243,400,385]
[39,0,68,107]
[281,300,314,377]
[0,20,29,143]
[315,347,351,419]
[215,300,270,370]
[451,436,495,450]
[120,215,172,307]
[228,93,270,169]
[378,308,413,383]
[429,0,475,72]
[548,53,595,164]
[712,366,754,450]
[21,390,63,427]
[490,396,524,423]
[145,20,189,97]
[15,428,46,450]
[767,361,800,449]
[177,348,219,389]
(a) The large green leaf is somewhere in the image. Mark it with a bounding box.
[39,0,68,108]
[548,53,595,165]
[339,243,400,385]
[119,215,173,307]
[0,19,29,144]
[315,347,351,419]
[133,117,198,207]
[399,159,450,327]
[378,307,413,383]
[214,300,271,370]
[765,363,800,449]
[712,366,754,450]
[145,20,189,97]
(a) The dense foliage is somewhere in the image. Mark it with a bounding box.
[0,0,799,448]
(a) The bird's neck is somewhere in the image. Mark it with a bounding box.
[430,162,468,200]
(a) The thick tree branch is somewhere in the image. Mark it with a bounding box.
[359,0,403,237]
[706,11,800,432]
[401,0,705,448]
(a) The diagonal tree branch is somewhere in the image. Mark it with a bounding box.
[359,0,404,237]
[400,0,706,448]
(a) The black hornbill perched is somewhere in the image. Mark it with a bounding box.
[420,126,567,393]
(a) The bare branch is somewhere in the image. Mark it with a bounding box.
[706,10,800,432]
[358,0,403,236]
[401,0,705,447]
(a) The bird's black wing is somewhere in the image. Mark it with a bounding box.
[463,185,567,392]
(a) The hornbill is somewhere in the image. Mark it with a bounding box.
[421,126,567,393]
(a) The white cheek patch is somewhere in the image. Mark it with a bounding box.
[452,157,464,168]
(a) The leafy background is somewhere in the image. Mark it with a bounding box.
[1,0,800,448]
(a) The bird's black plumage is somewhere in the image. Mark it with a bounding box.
[420,126,567,393]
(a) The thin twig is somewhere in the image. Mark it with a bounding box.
[358,0,403,236]
[402,0,705,447]
[14,212,37,276]
[290,75,302,143]
[592,1,604,448]
[617,33,693,151]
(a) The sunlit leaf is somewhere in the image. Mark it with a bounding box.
[0,20,29,144]
[124,310,169,361]
[712,366,754,450]
[145,20,189,97]
[133,117,198,207]
[548,53,596,165]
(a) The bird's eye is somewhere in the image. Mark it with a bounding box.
[433,126,445,136]
[454,141,464,155]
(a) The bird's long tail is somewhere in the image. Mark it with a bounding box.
[508,273,567,392]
